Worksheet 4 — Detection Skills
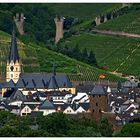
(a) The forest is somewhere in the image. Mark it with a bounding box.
[0,111,139,137]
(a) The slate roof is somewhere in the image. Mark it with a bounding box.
[9,89,27,101]
[8,28,19,63]
[33,91,47,97]
[79,103,90,111]
[2,80,15,88]
[38,99,55,110]
[16,73,72,89]
[77,85,94,93]
[122,80,138,88]
[48,75,59,89]
[90,85,107,95]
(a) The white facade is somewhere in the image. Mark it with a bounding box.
[63,106,76,114]
[6,60,21,83]
[20,105,32,116]
[39,109,56,116]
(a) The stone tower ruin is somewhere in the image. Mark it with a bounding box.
[14,13,25,35]
[104,15,108,23]
[95,16,101,26]
[54,16,64,44]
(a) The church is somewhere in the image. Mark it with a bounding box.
[1,28,76,96]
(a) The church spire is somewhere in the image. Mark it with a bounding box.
[53,62,56,76]
[8,27,19,63]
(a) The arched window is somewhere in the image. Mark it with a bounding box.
[10,66,14,71]
[96,103,98,106]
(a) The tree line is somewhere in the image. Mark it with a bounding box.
[53,43,97,66]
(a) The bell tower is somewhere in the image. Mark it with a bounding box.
[6,27,21,83]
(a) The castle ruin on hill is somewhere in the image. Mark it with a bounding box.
[54,16,64,44]
[14,13,25,35]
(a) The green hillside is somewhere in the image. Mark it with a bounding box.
[0,30,123,82]
[96,6,140,34]
[59,32,140,76]
[50,3,121,20]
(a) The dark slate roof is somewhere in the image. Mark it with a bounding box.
[48,75,59,89]
[38,99,55,110]
[0,104,11,111]
[79,103,90,111]
[33,91,47,97]
[2,80,15,88]
[77,85,94,93]
[8,28,19,63]
[70,103,80,111]
[90,85,107,95]
[122,80,138,88]
[46,91,71,97]
[9,89,27,101]
[16,73,72,89]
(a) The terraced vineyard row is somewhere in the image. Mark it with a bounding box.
[96,10,140,35]
[60,32,140,76]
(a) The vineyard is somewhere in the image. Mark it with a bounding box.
[96,9,140,35]
[60,32,140,76]
[49,3,121,20]
[0,30,123,82]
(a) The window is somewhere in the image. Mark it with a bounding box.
[27,108,29,112]
[99,95,101,97]
[93,109,94,112]
[10,66,14,71]
[96,103,98,106]
[99,109,101,113]
[22,113,26,116]
[16,67,18,71]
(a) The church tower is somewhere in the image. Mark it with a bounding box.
[6,28,21,83]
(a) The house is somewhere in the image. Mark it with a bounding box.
[63,105,75,114]
[20,104,38,116]
[38,99,56,116]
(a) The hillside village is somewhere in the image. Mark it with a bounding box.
[0,26,140,130]
[0,3,140,136]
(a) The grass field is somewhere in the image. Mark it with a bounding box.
[60,32,140,76]
[96,9,140,34]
